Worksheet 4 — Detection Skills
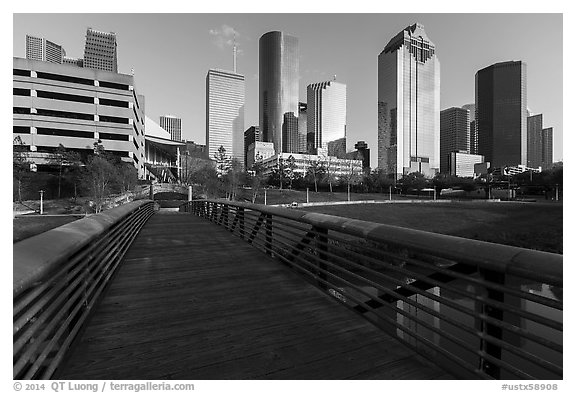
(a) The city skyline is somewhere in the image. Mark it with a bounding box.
[12,13,563,168]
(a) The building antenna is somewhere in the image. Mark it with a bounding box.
[333,74,337,81]
[233,33,237,73]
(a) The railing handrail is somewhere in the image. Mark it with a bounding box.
[193,199,562,286]
[13,200,153,297]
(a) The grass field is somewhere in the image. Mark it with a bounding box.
[303,201,563,254]
[13,215,82,243]
[236,188,402,205]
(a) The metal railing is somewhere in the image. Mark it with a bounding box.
[181,199,563,380]
[13,200,155,379]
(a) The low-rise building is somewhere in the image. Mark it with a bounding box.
[260,152,363,179]
[448,151,484,177]
[13,57,146,178]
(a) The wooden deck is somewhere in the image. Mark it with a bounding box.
[57,211,451,380]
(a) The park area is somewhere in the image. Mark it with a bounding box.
[302,201,563,254]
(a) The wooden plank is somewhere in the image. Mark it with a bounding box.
[57,213,451,380]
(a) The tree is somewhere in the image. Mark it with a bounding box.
[224,158,243,200]
[249,156,267,203]
[305,157,325,193]
[82,154,118,213]
[48,144,82,199]
[116,162,139,194]
[214,145,232,178]
[285,155,297,189]
[13,136,31,203]
[399,172,428,194]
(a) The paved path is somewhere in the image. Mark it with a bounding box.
[57,211,450,380]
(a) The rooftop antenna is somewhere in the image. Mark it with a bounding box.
[233,33,237,73]
[333,74,337,81]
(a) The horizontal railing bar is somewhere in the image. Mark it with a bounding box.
[202,203,563,348]
[191,200,562,286]
[252,224,563,371]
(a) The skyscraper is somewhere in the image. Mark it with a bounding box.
[160,115,183,142]
[26,35,65,64]
[206,69,245,165]
[83,28,118,73]
[298,102,308,153]
[527,114,543,168]
[440,107,470,174]
[307,80,347,157]
[542,127,554,170]
[244,126,262,167]
[259,31,299,154]
[462,103,478,154]
[378,23,440,178]
[475,61,527,168]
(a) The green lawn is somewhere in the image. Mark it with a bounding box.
[236,188,401,205]
[13,215,82,243]
[303,201,563,254]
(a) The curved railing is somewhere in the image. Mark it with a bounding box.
[181,199,562,380]
[13,200,155,379]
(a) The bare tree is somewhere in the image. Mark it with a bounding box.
[13,136,31,203]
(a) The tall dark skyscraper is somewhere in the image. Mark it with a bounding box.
[378,23,440,178]
[461,104,477,154]
[83,28,118,73]
[527,114,543,168]
[475,61,527,168]
[542,127,554,170]
[259,31,299,154]
[440,107,470,174]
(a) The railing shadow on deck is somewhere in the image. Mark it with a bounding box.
[13,200,155,380]
[181,199,563,380]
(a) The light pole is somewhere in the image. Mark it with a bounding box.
[39,190,44,215]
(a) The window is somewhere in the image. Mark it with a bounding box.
[36,127,93,138]
[13,69,31,77]
[13,107,31,114]
[13,88,31,96]
[13,126,30,134]
[36,108,93,121]
[99,97,129,108]
[98,80,129,91]
[99,115,129,124]
[99,132,129,141]
[36,71,93,86]
[36,90,93,104]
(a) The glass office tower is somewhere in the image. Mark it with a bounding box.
[206,69,245,165]
[307,80,347,157]
[259,31,299,154]
[378,23,440,179]
[527,114,543,168]
[440,107,470,174]
[541,127,553,170]
[475,61,527,168]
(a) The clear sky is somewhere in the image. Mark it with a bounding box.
[12,12,563,167]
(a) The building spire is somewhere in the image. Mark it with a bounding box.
[233,33,237,73]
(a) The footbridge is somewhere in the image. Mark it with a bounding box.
[13,199,563,380]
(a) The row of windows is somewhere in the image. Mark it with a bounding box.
[13,68,131,92]
[14,88,131,108]
[37,127,93,139]
[14,107,131,125]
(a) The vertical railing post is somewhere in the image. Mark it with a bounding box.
[223,204,229,229]
[315,226,329,290]
[265,214,273,256]
[239,207,245,239]
[478,268,505,379]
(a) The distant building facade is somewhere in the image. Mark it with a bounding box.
[527,114,543,169]
[259,31,299,153]
[307,80,347,157]
[475,61,527,168]
[160,115,182,142]
[345,141,371,171]
[298,102,308,153]
[378,23,440,178]
[448,151,484,177]
[440,107,470,174]
[541,127,554,170]
[13,57,146,178]
[26,35,65,64]
[244,126,262,167]
[246,141,276,169]
[83,28,118,73]
[206,69,245,164]
[461,103,477,154]
[260,152,363,179]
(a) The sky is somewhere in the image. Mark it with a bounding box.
[12,12,563,168]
